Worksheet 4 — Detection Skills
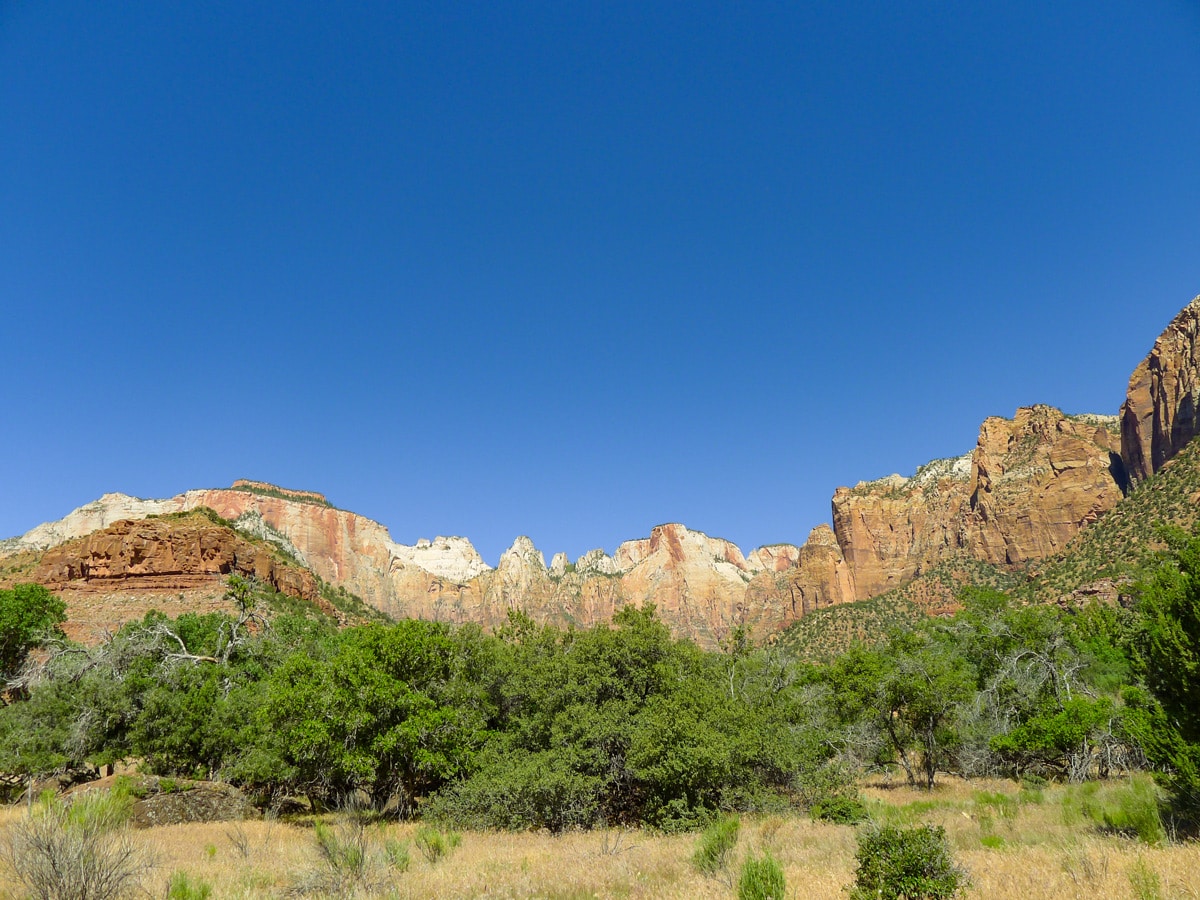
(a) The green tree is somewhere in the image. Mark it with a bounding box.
[0,584,66,699]
[1132,526,1200,810]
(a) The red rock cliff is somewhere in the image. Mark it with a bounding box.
[1121,296,1200,483]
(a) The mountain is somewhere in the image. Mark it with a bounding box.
[3,295,1199,647]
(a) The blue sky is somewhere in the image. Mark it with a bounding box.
[2,1,1198,564]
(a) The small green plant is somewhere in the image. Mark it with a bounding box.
[1128,856,1163,900]
[112,774,148,799]
[414,826,461,864]
[296,816,383,896]
[203,843,217,858]
[313,820,366,877]
[812,794,869,825]
[66,787,134,833]
[797,763,869,824]
[692,815,739,875]
[849,825,966,900]
[737,851,786,900]
[1076,776,1165,844]
[383,838,410,872]
[167,870,214,900]
[979,834,1005,850]
[158,777,181,794]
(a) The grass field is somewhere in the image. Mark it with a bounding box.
[1,777,1198,899]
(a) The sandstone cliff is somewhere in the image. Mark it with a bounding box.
[1121,296,1200,483]
[9,294,1200,646]
[22,512,336,641]
[968,407,1125,563]
[34,513,324,605]
[831,406,1124,599]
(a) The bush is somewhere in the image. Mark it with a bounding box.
[383,838,410,872]
[167,871,213,900]
[797,762,868,824]
[0,792,151,900]
[737,851,786,900]
[414,826,461,864]
[1080,775,1165,844]
[1128,856,1163,900]
[424,751,601,833]
[296,817,383,896]
[692,815,740,875]
[812,794,869,825]
[850,825,966,900]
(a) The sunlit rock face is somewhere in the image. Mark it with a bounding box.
[1122,296,1200,484]
[831,406,1124,596]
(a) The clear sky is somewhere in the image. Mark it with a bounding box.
[2,2,1198,564]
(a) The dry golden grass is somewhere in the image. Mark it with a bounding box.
[2,779,1199,899]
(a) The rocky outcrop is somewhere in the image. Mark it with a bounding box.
[831,407,1125,597]
[968,407,1125,563]
[34,513,325,608]
[743,525,855,634]
[832,453,974,599]
[1121,296,1200,483]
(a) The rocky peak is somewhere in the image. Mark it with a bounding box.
[392,536,490,583]
[746,543,802,573]
[498,536,547,573]
[575,548,621,576]
[967,405,1125,564]
[548,552,570,578]
[493,536,549,597]
[1121,296,1200,483]
[616,523,752,576]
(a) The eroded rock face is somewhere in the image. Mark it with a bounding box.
[831,407,1124,597]
[33,514,325,607]
[0,392,1136,649]
[1121,296,1200,483]
[831,454,974,600]
[968,407,1125,564]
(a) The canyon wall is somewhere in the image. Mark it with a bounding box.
[6,295,1200,645]
[1121,296,1200,483]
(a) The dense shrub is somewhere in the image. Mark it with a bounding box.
[1078,775,1165,844]
[692,815,740,875]
[737,851,786,900]
[849,825,966,900]
[424,749,601,832]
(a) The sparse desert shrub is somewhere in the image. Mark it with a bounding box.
[383,838,410,872]
[737,851,786,900]
[849,824,966,900]
[414,826,460,864]
[692,815,739,875]
[1128,856,1163,900]
[167,870,213,900]
[0,791,151,900]
[293,815,389,897]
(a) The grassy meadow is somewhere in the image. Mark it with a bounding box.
[2,777,1198,899]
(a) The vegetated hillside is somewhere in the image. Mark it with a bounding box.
[776,556,1018,661]
[1022,431,1200,601]
[781,433,1200,662]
